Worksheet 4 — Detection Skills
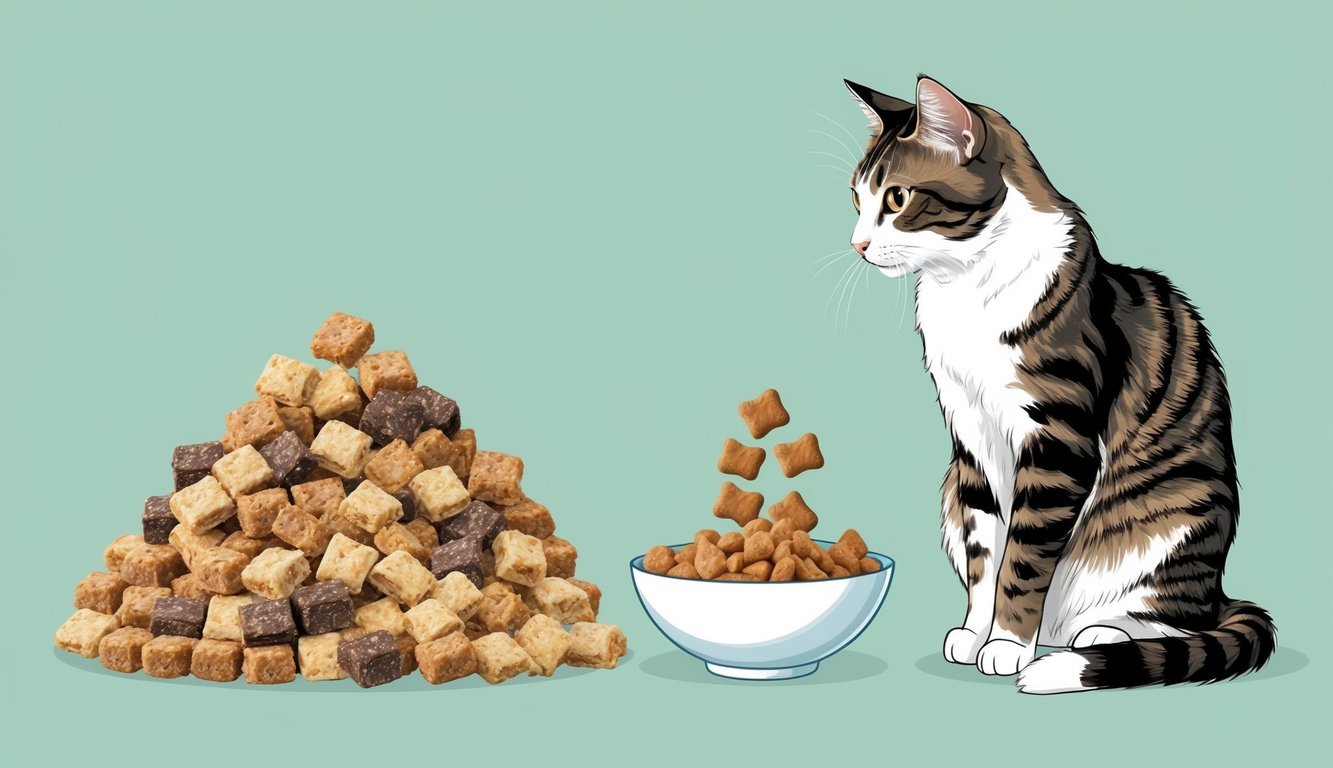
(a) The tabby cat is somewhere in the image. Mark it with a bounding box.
[844,76,1274,693]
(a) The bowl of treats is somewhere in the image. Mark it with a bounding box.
[630,389,894,680]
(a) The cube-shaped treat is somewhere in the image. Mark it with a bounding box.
[310,312,375,368]
[543,536,578,580]
[172,441,225,491]
[565,622,628,669]
[393,490,419,524]
[290,477,346,520]
[297,632,347,681]
[403,517,436,549]
[363,439,424,494]
[104,534,145,573]
[55,609,121,658]
[429,537,484,588]
[74,572,128,615]
[271,506,332,557]
[373,523,429,562]
[142,635,197,678]
[411,429,452,471]
[516,614,572,677]
[403,599,464,644]
[415,631,476,684]
[354,596,406,635]
[243,644,296,684]
[235,487,292,538]
[471,632,535,684]
[116,586,171,629]
[407,386,461,437]
[221,532,275,560]
[497,497,556,540]
[170,476,237,535]
[338,481,402,534]
[475,592,530,635]
[438,500,504,548]
[186,547,247,595]
[409,466,470,523]
[431,571,484,621]
[337,629,401,688]
[212,445,275,499]
[567,578,602,617]
[150,596,208,638]
[169,573,215,601]
[446,428,477,482]
[310,365,363,420]
[277,406,316,446]
[259,431,318,487]
[167,526,225,572]
[528,577,595,624]
[239,598,298,647]
[191,638,243,682]
[368,551,435,607]
[203,593,257,641]
[467,451,524,505]
[142,495,177,545]
[254,354,320,407]
[357,350,417,399]
[322,505,375,548]
[316,533,379,595]
[290,580,355,635]
[310,420,374,479]
[493,530,547,588]
[120,544,187,588]
[98,626,154,673]
[395,632,419,676]
[360,390,425,447]
[222,397,287,453]
[241,547,310,600]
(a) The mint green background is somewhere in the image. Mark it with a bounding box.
[2,1,1330,765]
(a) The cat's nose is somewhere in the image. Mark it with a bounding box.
[852,241,870,257]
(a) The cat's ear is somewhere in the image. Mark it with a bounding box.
[912,76,986,164]
[844,79,913,137]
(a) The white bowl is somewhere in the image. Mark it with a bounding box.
[630,541,895,680]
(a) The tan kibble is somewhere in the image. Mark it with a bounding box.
[191,638,244,682]
[409,466,470,522]
[542,536,577,580]
[716,438,766,481]
[415,631,477,684]
[567,578,601,617]
[99,627,154,673]
[493,530,547,587]
[445,428,477,481]
[55,609,121,658]
[297,632,347,681]
[725,551,745,574]
[104,534,145,573]
[743,530,776,565]
[498,497,556,539]
[716,573,760,582]
[516,614,572,677]
[310,312,375,368]
[309,420,373,479]
[565,622,627,669]
[472,632,535,684]
[211,445,275,499]
[171,572,217,600]
[743,560,774,581]
[254,354,320,407]
[374,523,429,562]
[431,572,484,621]
[838,529,869,560]
[271,506,332,557]
[643,546,675,575]
[235,488,292,538]
[74,572,128,615]
[695,529,721,546]
[770,557,797,582]
[357,349,417,399]
[772,539,794,563]
[528,577,595,624]
[769,491,819,533]
[716,532,745,555]
[828,541,861,575]
[339,481,403,533]
[192,547,250,595]
[222,397,286,452]
[354,597,406,635]
[713,482,763,527]
[666,562,699,579]
[363,439,425,494]
[277,406,315,446]
[770,518,797,542]
[467,450,525,506]
[741,518,773,537]
[403,518,438,550]
[474,592,531,635]
[674,543,697,565]
[738,388,790,439]
[120,544,187,588]
[694,537,726,580]
[143,635,197,678]
[243,644,296,684]
[203,593,257,641]
[290,477,346,519]
[793,531,835,573]
[116,586,171,629]
[310,365,363,420]
[773,432,824,478]
[403,599,465,644]
[796,557,828,581]
[169,525,225,571]
[170,476,237,534]
[411,428,452,470]
[859,557,881,574]
[830,565,852,578]
[241,547,310,599]
[368,550,435,607]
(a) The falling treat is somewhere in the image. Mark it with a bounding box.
[716,438,765,481]
[769,491,819,533]
[773,432,824,478]
[712,482,764,527]
[738,388,790,439]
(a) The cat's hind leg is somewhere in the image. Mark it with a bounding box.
[1070,625,1131,648]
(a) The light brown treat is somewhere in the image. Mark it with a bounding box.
[368,550,435,607]
[772,540,794,563]
[717,573,760,582]
[773,432,825,478]
[830,565,852,578]
[475,592,530,635]
[528,577,595,624]
[716,437,766,481]
[838,529,869,560]
[222,532,280,560]
[310,365,363,421]
[674,543,697,565]
[254,354,320,407]
[408,429,450,471]
[403,518,439,550]
[666,562,699,579]
[403,599,465,644]
[243,644,296,684]
[412,631,474,684]
[55,609,121,658]
[311,312,375,368]
[120,544,187,588]
[498,497,556,539]
[168,526,225,571]
[567,579,601,617]
[793,531,835,573]
[277,406,316,446]
[211,445,275,499]
[364,439,425,494]
[493,530,547,587]
[481,581,516,600]
[171,573,217,600]
[470,632,533,683]
[190,547,249,595]
[743,531,776,565]
[565,622,627,669]
[770,518,798,542]
[357,349,417,398]
[479,551,498,579]
[730,551,752,573]
[235,487,292,538]
[355,596,407,635]
[770,557,797,582]
[75,572,128,615]
[467,451,524,506]
[309,420,373,479]
[271,506,332,557]
[542,536,577,579]
[795,557,828,581]
[104,534,144,573]
[859,557,882,574]
[340,480,403,533]
[203,593,257,641]
[170,476,237,534]
[374,523,429,562]
[241,547,310,599]
[445,428,477,482]
[192,638,243,682]
[296,632,348,681]
[431,571,484,621]
[116,586,172,629]
[409,466,470,522]
[741,518,773,537]
[713,482,763,527]
[339,624,372,643]
[397,632,421,676]
[643,546,675,575]
[695,529,721,546]
[516,614,572,677]
[142,635,197,678]
[828,541,862,575]
[716,532,745,555]
[291,477,346,519]
[694,537,727,580]
[217,516,242,535]
[768,491,819,533]
[743,560,774,581]
[98,627,154,673]
[323,506,376,548]
[738,388,790,439]
[222,397,287,453]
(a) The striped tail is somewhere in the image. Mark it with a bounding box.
[1016,600,1276,694]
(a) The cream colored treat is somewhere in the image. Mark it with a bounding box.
[104,534,144,573]
[515,614,572,677]
[471,632,536,684]
[430,571,484,621]
[212,445,276,499]
[169,525,226,571]
[316,532,380,594]
[297,632,348,681]
[192,547,250,595]
[202,593,257,641]
[528,577,595,624]
[240,547,310,600]
[170,476,238,534]
[409,466,470,523]
[354,597,406,635]
[493,530,547,588]
[403,599,465,644]
[116,586,172,629]
[310,365,363,420]
[254,354,320,407]
[368,551,435,607]
[565,622,627,669]
[338,481,403,534]
[309,420,374,479]
[55,608,121,658]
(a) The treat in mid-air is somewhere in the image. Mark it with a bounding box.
[773,433,824,478]
[738,388,790,439]
[716,438,765,481]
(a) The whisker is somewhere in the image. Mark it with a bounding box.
[803,128,858,165]
[810,253,853,284]
[815,164,853,176]
[812,110,866,151]
[846,261,869,333]
[812,248,851,266]
[824,259,859,319]
[806,150,853,169]
[836,260,862,333]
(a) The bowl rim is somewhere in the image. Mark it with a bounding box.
[629,538,895,584]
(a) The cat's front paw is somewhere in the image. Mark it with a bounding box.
[976,638,1034,676]
[942,627,985,665]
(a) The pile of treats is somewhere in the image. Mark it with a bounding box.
[641,388,881,581]
[55,312,625,687]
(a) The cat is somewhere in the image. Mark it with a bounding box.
[844,76,1274,693]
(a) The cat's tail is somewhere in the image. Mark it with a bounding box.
[1015,599,1276,694]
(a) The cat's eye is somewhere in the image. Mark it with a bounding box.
[884,185,911,213]
[851,189,860,213]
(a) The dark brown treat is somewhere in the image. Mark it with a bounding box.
[222,397,287,452]
[310,312,375,368]
[360,390,425,447]
[191,638,243,682]
[276,406,316,446]
[290,581,355,635]
[260,431,318,487]
[172,442,224,491]
[239,599,298,647]
[149,596,208,638]
[243,644,296,684]
[74,571,128,615]
[430,537,484,588]
[407,386,460,437]
[438,501,503,549]
[338,630,402,688]
[141,495,177,544]
[392,489,417,524]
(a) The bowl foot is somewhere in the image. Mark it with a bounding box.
[704,662,819,680]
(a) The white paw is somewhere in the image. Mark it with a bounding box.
[976,638,1034,676]
[943,627,985,665]
[1071,625,1132,648]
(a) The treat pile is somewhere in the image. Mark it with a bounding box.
[56,313,626,687]
[641,388,881,581]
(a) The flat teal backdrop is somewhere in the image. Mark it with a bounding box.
[2,1,1329,765]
